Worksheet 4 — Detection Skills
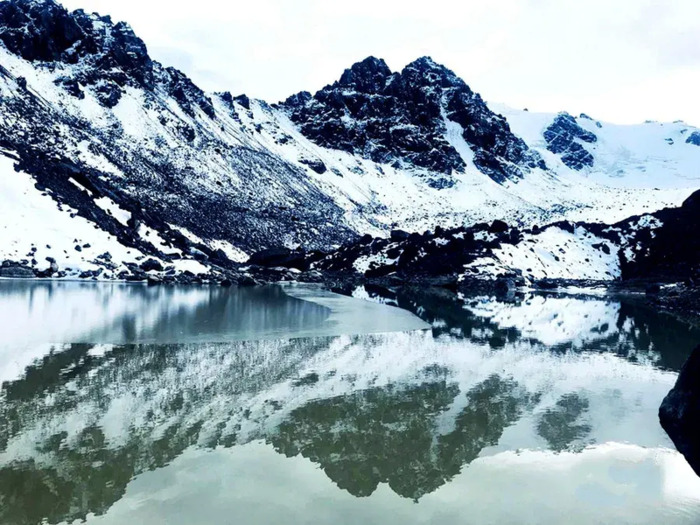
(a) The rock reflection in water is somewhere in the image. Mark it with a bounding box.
[271,375,531,500]
[354,285,700,371]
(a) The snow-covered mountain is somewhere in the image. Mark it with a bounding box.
[0,0,698,280]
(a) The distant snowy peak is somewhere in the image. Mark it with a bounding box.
[282,55,545,185]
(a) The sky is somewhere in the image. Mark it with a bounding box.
[59,0,700,126]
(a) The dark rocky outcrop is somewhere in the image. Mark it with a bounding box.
[660,344,700,476]
[0,0,216,117]
[0,262,35,278]
[248,247,316,271]
[621,189,700,282]
[686,131,700,146]
[284,221,518,285]
[299,157,327,174]
[544,113,596,170]
[283,56,545,185]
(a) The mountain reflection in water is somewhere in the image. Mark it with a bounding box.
[0,283,699,525]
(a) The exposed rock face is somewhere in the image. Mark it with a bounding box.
[621,189,700,282]
[660,344,700,477]
[0,262,35,278]
[687,131,700,146]
[254,221,528,285]
[0,0,218,116]
[544,113,597,170]
[283,56,546,185]
[0,0,153,106]
[248,247,314,271]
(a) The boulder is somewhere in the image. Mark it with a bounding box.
[46,257,59,274]
[239,275,257,287]
[248,248,308,271]
[489,220,509,234]
[140,258,164,272]
[660,344,700,477]
[0,265,35,278]
[299,158,327,174]
[390,229,410,242]
[189,247,209,261]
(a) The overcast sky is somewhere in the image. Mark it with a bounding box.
[60,0,700,125]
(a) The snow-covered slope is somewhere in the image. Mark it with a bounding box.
[0,0,697,280]
[492,103,700,191]
[307,190,698,285]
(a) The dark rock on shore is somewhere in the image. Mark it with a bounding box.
[140,258,164,272]
[0,262,35,278]
[660,344,700,476]
[622,190,700,282]
[248,248,310,271]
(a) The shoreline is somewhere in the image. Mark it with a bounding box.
[3,268,697,325]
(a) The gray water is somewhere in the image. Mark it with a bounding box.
[1,281,699,525]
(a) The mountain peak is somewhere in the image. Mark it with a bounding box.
[405,56,438,68]
[401,56,463,89]
[0,0,150,73]
[337,56,392,92]
[283,54,544,183]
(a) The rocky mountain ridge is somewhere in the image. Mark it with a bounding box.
[0,0,697,284]
[282,56,545,186]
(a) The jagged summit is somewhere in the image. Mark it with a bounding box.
[401,56,462,86]
[0,0,148,71]
[337,56,392,92]
[0,0,215,113]
[283,54,545,184]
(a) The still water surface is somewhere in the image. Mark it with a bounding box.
[1,281,699,524]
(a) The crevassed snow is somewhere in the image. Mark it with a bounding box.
[489,102,700,191]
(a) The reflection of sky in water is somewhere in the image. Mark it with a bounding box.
[0,283,699,524]
[82,443,700,525]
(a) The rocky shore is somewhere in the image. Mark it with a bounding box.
[660,344,700,477]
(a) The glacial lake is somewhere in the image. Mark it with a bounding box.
[1,280,700,525]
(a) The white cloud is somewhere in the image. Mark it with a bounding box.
[60,0,700,125]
